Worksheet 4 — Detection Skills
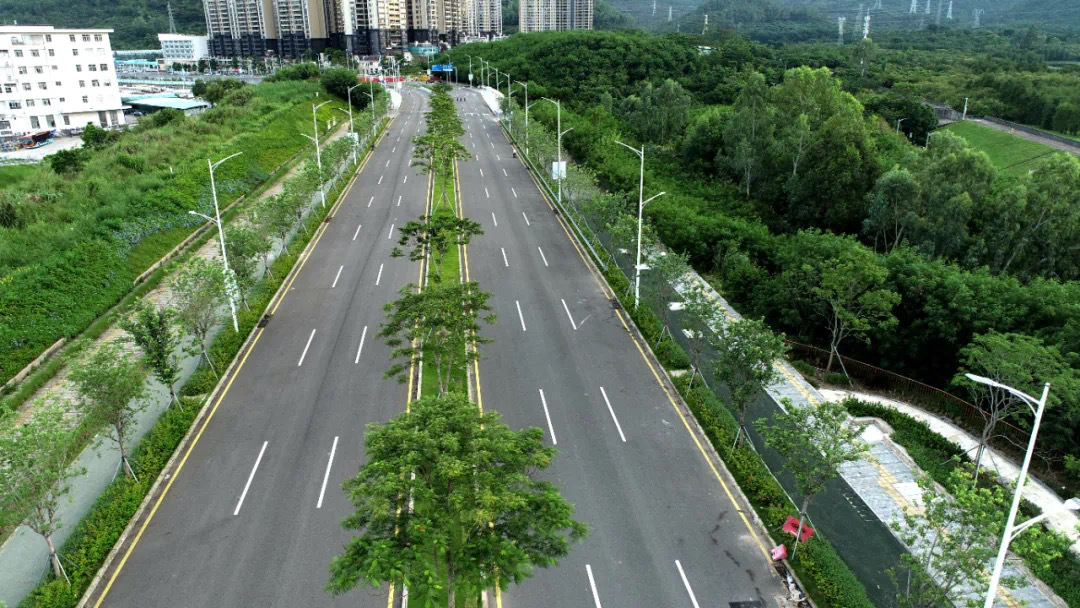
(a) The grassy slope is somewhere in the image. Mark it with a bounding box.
[0,164,35,188]
[943,120,1059,176]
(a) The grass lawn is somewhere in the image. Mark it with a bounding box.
[943,121,1059,177]
[0,163,37,188]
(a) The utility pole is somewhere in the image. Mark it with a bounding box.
[189,152,245,333]
[909,0,917,14]
[864,14,871,38]
[947,0,953,19]
[973,8,983,27]
[300,100,332,208]
[702,13,708,35]
[838,16,846,44]
[167,2,177,34]
[668,5,672,21]
[962,97,969,120]
[613,140,665,311]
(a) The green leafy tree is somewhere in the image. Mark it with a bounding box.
[712,317,789,446]
[648,249,691,330]
[171,257,226,376]
[378,282,496,395]
[723,71,773,199]
[224,225,270,309]
[48,149,85,175]
[81,123,110,150]
[322,67,360,104]
[0,403,85,583]
[619,79,692,145]
[68,341,149,479]
[679,282,722,377]
[758,398,869,558]
[392,214,484,284]
[863,166,920,252]
[119,302,186,410]
[327,393,587,605]
[256,193,297,257]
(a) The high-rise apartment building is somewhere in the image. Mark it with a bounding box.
[204,0,277,57]
[519,0,591,32]
[0,26,125,137]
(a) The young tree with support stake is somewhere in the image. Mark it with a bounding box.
[224,224,270,309]
[391,214,484,284]
[0,403,86,583]
[711,317,788,447]
[119,302,186,410]
[171,257,227,377]
[255,193,297,258]
[679,282,722,380]
[758,398,868,558]
[69,341,149,480]
[327,393,587,605]
[378,282,496,395]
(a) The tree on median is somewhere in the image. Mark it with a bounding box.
[0,402,86,582]
[224,224,270,309]
[391,214,484,284]
[172,257,227,377]
[327,392,587,606]
[378,282,495,395]
[758,398,869,558]
[255,193,296,258]
[119,302,186,410]
[711,317,789,448]
[69,341,149,479]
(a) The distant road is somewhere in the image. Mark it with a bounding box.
[972,118,1080,156]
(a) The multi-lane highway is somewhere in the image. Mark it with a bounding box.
[89,84,786,608]
[452,88,785,608]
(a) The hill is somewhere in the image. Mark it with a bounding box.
[0,0,206,49]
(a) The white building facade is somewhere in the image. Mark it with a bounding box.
[158,33,211,65]
[0,26,124,138]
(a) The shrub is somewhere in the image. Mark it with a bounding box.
[824,372,853,386]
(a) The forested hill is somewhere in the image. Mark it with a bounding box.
[0,0,205,49]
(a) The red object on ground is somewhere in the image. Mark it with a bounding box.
[771,544,788,561]
[782,516,815,542]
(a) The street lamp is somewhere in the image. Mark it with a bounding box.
[961,374,1073,608]
[188,151,244,332]
[541,97,574,210]
[334,107,357,165]
[895,117,906,135]
[515,79,530,153]
[614,140,665,310]
[301,100,332,207]
[466,54,474,87]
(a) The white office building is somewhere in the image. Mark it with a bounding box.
[158,33,211,65]
[0,25,124,137]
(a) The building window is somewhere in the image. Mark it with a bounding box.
[14,49,22,57]
[88,64,97,71]
[69,34,76,42]
[91,79,99,87]
[48,49,54,57]
[46,115,55,127]
[17,66,26,74]
[72,49,78,56]
[103,80,111,86]
[26,99,34,106]
[8,101,21,109]
[34,66,43,74]
[52,66,58,71]
[63,115,70,125]
[94,34,103,42]
[45,34,52,42]
[0,120,10,129]
[55,81,61,87]
[30,49,39,57]
[97,48,105,55]
[0,50,7,57]
[42,98,50,105]
[59,97,65,102]
[30,116,39,128]
[82,34,90,42]
[100,63,108,71]
[2,84,11,93]
[76,64,82,72]
[81,96,88,103]
[22,83,30,91]
[38,82,46,89]
[79,80,85,87]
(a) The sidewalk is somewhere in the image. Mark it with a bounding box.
[0,119,358,608]
[820,388,1080,555]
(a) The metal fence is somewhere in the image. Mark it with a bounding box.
[981,116,1080,152]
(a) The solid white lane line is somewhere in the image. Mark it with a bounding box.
[332,265,344,288]
[585,565,602,608]
[376,263,385,286]
[485,187,490,199]
[378,175,384,185]
[388,223,395,239]
[501,247,509,267]
[491,212,497,227]
[511,187,518,198]
[516,300,527,331]
[674,561,701,608]
[480,168,484,177]
[397,195,402,207]
[538,247,549,267]
[503,168,508,176]
[316,436,339,509]
[403,174,408,184]
[353,224,362,240]
[368,196,374,208]
[599,387,627,442]
[354,326,368,363]
[561,299,578,331]
[298,329,316,366]
[234,441,268,515]
[539,389,557,445]
[522,212,530,226]
[392,146,396,153]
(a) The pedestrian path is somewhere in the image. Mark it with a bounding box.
[821,388,1080,555]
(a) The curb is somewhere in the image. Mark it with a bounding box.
[76,115,394,608]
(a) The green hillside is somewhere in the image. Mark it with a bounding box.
[943,120,1059,177]
[0,0,206,49]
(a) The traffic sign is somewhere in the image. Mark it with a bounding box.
[430,64,455,72]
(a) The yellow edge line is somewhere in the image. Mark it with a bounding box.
[500,124,771,561]
[94,111,396,608]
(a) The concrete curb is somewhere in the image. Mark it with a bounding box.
[75,115,393,608]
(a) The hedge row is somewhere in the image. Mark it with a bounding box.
[842,399,1080,607]
[597,262,875,608]
[17,121,382,608]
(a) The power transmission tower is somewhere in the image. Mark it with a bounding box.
[838,16,846,44]
[702,13,708,35]
[973,8,983,27]
[855,4,864,29]
[668,5,672,21]
[652,0,656,17]
[936,0,943,24]
[864,14,871,37]
[924,0,930,14]
[909,0,917,14]
[167,2,177,34]
[872,0,882,9]
[947,1,953,19]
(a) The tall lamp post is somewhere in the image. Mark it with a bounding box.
[515,79,531,153]
[614,140,665,310]
[541,97,574,210]
[301,100,332,207]
[963,374,1079,608]
[466,54,474,87]
[189,151,244,332]
[896,117,906,135]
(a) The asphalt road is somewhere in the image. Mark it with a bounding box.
[453,88,786,608]
[96,86,433,608]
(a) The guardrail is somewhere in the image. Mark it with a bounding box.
[981,116,1080,151]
